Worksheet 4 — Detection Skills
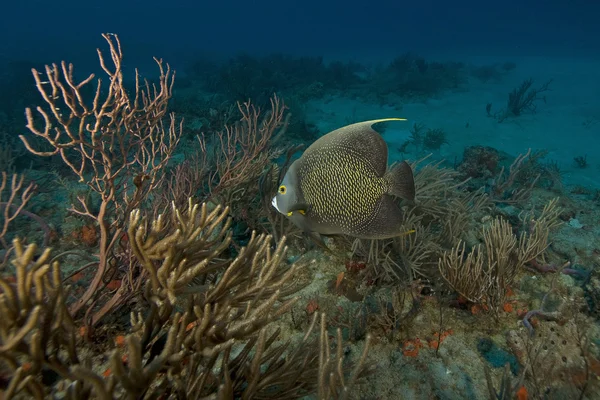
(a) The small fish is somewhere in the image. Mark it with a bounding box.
[271,118,415,239]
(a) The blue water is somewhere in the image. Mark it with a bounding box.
[3,1,599,63]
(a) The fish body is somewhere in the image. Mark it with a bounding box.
[271,119,415,239]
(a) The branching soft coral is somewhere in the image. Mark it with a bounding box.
[0,200,372,399]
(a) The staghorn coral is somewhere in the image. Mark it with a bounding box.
[0,239,78,398]
[438,198,562,316]
[0,173,35,264]
[160,95,290,233]
[0,200,371,399]
[20,33,182,325]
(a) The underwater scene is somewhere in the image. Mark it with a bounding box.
[1,1,599,399]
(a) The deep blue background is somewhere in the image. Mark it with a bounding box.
[1,0,598,70]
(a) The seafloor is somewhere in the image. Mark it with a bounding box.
[1,46,599,399]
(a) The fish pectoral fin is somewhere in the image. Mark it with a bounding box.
[304,231,333,253]
[287,203,312,216]
[385,161,415,202]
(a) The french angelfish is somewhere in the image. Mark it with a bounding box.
[271,118,415,239]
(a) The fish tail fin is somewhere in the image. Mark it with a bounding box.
[384,161,415,202]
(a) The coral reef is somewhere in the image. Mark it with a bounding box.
[0,34,599,400]
[0,35,373,399]
[438,198,561,317]
[0,201,371,398]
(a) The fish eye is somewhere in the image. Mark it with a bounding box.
[278,185,287,195]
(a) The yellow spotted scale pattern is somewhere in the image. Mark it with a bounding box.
[298,149,389,235]
[293,119,398,237]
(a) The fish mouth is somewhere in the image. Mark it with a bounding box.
[271,196,280,212]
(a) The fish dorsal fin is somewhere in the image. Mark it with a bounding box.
[304,118,406,177]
